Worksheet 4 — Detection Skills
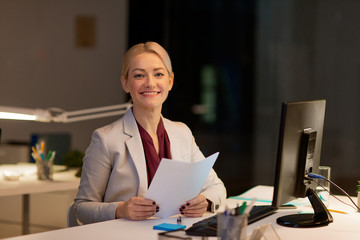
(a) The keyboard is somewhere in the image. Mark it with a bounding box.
[185,205,277,237]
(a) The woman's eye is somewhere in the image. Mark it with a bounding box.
[155,73,164,77]
[134,74,144,78]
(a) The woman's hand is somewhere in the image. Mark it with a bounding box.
[179,195,209,217]
[116,197,159,220]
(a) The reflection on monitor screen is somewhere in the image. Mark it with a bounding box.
[272,100,333,228]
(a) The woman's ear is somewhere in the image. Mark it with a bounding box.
[121,76,130,93]
[168,73,174,91]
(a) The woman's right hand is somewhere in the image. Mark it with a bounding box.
[116,197,159,220]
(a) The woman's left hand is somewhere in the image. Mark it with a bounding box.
[179,195,209,217]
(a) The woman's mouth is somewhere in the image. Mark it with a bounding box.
[141,91,160,96]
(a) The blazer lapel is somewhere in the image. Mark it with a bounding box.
[162,117,182,160]
[123,109,148,197]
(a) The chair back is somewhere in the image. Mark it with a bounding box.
[67,202,80,227]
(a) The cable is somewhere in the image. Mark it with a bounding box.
[306,173,360,212]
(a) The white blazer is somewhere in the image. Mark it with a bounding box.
[74,108,226,224]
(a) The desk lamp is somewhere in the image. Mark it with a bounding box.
[0,103,132,123]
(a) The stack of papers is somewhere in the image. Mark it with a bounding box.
[145,152,219,218]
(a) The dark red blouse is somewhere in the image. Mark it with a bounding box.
[137,118,171,186]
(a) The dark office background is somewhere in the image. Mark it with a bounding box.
[127,0,256,196]
[130,0,360,196]
[1,0,360,197]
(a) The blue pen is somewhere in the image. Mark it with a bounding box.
[39,152,45,161]
[224,205,229,216]
[35,144,45,161]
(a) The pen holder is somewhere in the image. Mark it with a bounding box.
[217,213,248,240]
[36,160,53,180]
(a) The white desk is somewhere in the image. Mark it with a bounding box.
[2,185,360,240]
[0,164,80,235]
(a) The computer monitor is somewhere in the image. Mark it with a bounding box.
[272,99,333,227]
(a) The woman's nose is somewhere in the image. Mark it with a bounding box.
[145,75,156,88]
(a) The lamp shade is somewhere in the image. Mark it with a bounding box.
[0,106,51,122]
[0,103,132,123]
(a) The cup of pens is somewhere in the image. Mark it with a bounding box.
[217,203,249,240]
[31,142,56,181]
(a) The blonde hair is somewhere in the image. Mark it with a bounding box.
[121,42,173,80]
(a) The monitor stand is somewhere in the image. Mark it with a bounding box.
[277,188,333,228]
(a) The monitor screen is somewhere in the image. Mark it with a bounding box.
[271,99,333,227]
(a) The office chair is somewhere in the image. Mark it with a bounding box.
[67,202,81,227]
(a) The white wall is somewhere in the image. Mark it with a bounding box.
[0,1,128,237]
[0,0,128,152]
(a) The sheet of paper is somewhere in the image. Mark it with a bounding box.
[145,152,219,218]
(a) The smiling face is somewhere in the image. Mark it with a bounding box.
[121,52,174,113]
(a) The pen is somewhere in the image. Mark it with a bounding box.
[239,201,247,215]
[31,152,41,162]
[243,198,257,216]
[309,206,348,214]
[35,144,45,161]
[40,152,45,161]
[327,209,347,214]
[36,143,41,154]
[48,151,56,163]
[46,150,52,161]
[31,146,42,162]
[41,141,45,153]
[224,205,229,216]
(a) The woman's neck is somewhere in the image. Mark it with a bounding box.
[132,106,162,136]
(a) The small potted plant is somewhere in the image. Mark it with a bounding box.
[357,181,360,207]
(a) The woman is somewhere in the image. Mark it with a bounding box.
[74,42,226,224]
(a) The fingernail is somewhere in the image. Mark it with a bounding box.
[156,206,159,211]
[180,212,184,215]
[186,203,190,206]
[153,201,156,205]
[181,206,185,210]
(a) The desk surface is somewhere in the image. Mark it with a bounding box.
[3,185,360,240]
[0,164,80,197]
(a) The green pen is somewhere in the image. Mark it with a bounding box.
[46,150,53,161]
[239,201,247,215]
